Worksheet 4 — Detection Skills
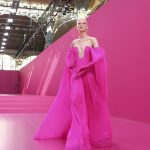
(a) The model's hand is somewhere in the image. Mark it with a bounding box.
[75,67,79,73]
[74,67,86,78]
[76,67,84,73]
[76,68,81,74]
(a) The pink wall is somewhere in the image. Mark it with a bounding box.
[0,70,19,94]
[90,0,150,123]
[19,0,150,123]
[19,30,78,95]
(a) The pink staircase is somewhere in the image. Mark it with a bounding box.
[0,95,55,113]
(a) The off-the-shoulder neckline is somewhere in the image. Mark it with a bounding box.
[70,46,100,59]
[71,46,99,49]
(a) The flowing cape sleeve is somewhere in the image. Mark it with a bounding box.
[33,49,76,140]
[65,48,76,69]
[75,47,112,146]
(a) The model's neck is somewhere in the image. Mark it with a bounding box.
[78,31,88,39]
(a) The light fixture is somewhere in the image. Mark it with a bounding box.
[4,32,9,36]
[53,12,57,15]
[7,18,13,23]
[2,38,7,41]
[5,26,11,30]
[1,46,5,49]
[2,42,6,45]
[0,49,4,52]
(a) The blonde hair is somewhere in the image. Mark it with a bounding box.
[76,17,88,25]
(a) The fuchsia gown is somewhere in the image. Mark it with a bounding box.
[34,46,112,150]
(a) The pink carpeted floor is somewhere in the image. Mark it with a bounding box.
[0,113,149,150]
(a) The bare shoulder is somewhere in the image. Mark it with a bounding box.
[71,39,78,47]
[89,36,99,47]
[89,36,98,42]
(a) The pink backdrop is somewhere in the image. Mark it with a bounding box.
[0,70,19,94]
[93,0,150,123]
[18,0,150,123]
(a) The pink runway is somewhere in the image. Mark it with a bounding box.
[0,112,150,150]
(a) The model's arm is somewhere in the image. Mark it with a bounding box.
[91,37,99,48]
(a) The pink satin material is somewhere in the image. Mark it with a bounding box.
[34,46,112,150]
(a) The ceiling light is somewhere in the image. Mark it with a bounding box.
[53,12,57,15]
[5,26,11,30]
[2,38,7,41]
[7,18,13,23]
[2,42,6,45]
[1,46,5,49]
[4,32,9,36]
[0,49,4,52]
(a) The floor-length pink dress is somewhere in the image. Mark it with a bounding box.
[34,46,112,150]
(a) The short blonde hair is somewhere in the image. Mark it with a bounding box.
[77,17,87,23]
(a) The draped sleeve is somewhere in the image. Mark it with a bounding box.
[65,48,76,69]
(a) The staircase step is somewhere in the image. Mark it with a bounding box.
[0,95,55,113]
[0,103,52,108]
[0,108,49,113]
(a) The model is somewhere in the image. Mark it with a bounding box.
[34,17,112,150]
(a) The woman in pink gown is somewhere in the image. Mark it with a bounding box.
[34,18,112,150]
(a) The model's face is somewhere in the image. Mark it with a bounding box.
[76,18,88,32]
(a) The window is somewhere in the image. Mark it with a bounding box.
[0,54,37,70]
